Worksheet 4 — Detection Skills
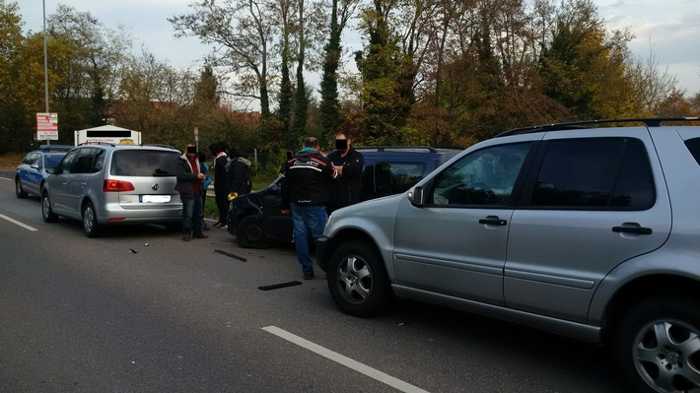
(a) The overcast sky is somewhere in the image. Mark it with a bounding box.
[18,0,700,96]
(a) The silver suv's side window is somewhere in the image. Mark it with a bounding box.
[60,150,79,174]
[529,137,655,210]
[429,143,532,207]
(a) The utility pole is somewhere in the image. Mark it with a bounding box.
[42,0,50,145]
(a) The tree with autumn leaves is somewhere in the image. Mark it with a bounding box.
[2,0,698,157]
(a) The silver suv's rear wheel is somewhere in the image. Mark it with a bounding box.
[615,298,700,393]
[82,202,100,238]
[41,192,57,222]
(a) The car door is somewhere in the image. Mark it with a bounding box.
[504,128,672,322]
[26,152,44,195]
[51,149,79,215]
[392,140,535,304]
[17,152,34,190]
[67,148,98,214]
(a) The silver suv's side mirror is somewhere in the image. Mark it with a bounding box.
[408,186,426,207]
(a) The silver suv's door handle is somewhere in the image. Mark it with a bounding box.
[479,216,507,226]
[612,222,652,235]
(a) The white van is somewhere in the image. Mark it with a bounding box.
[74,125,142,146]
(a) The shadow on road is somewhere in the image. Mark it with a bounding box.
[376,298,626,392]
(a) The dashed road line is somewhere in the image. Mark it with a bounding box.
[262,325,431,393]
[0,213,38,232]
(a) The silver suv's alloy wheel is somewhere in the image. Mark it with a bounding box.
[634,319,700,392]
[337,256,373,304]
[83,205,95,234]
[42,195,50,219]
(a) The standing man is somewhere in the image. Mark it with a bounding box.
[211,143,229,228]
[281,137,336,280]
[226,149,252,198]
[327,132,364,211]
[198,151,212,231]
[176,145,207,241]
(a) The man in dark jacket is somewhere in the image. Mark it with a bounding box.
[327,132,364,210]
[176,145,207,241]
[226,149,252,197]
[281,137,336,279]
[210,144,229,227]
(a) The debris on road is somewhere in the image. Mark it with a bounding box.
[129,249,138,254]
[144,242,150,247]
[258,281,302,291]
[214,249,247,262]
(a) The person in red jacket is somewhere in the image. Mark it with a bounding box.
[175,145,207,241]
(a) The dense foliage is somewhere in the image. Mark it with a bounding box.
[1,0,698,160]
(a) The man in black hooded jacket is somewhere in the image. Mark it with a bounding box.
[327,132,364,211]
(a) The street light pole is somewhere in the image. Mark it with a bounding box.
[42,0,50,145]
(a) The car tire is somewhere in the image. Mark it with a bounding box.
[81,201,100,238]
[41,191,57,223]
[15,177,27,199]
[326,240,391,318]
[612,296,700,393]
[236,215,267,248]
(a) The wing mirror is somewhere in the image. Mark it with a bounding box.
[408,186,426,207]
[30,163,40,170]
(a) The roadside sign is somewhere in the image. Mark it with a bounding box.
[36,112,59,141]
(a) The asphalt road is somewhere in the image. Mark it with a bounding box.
[0,175,625,393]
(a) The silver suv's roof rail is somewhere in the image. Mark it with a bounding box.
[356,146,438,153]
[496,117,700,138]
[78,141,115,147]
[140,144,180,152]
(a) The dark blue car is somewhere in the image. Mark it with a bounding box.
[15,145,72,198]
[228,147,460,247]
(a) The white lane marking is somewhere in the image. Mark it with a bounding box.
[0,213,39,232]
[0,177,12,181]
[262,325,431,393]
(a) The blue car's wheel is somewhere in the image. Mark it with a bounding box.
[15,177,27,199]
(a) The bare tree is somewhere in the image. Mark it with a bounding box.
[170,0,276,118]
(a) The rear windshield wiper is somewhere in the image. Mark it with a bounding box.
[153,168,171,177]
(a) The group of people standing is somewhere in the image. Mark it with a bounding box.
[175,143,252,241]
[173,133,363,279]
[281,133,364,280]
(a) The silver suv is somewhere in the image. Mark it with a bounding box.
[317,119,700,393]
[41,144,184,237]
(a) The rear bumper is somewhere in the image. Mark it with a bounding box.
[99,202,183,224]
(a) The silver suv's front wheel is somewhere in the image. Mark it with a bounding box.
[615,298,700,393]
[326,240,391,318]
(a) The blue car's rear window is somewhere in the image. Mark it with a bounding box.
[44,154,65,169]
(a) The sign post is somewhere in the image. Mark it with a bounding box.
[36,113,59,141]
[194,127,199,151]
